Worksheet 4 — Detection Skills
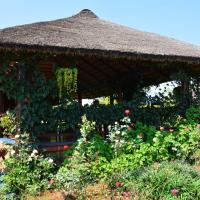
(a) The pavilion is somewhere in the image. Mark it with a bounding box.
[0,9,200,106]
[0,9,200,151]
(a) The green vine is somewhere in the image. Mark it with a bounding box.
[56,67,78,98]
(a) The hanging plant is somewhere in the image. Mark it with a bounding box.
[55,67,78,98]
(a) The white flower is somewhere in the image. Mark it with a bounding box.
[127,118,131,123]
[10,150,15,155]
[48,158,53,163]
[15,134,20,139]
[32,149,38,154]
[30,153,38,159]
[172,147,177,151]
[153,138,157,142]
[28,157,32,162]
[116,130,120,135]
[30,152,35,157]
[121,131,126,136]
[114,122,118,125]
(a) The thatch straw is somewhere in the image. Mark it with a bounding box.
[0,9,200,61]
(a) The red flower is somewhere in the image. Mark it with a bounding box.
[171,188,179,196]
[124,109,131,116]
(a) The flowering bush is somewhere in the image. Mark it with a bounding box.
[56,107,200,198]
[0,133,56,198]
[72,115,112,162]
[151,123,200,162]
[56,116,110,192]
[108,117,156,155]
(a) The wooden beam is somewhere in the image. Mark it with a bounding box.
[97,57,120,78]
[81,57,114,81]
[78,60,106,86]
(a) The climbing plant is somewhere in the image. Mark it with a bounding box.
[55,67,78,98]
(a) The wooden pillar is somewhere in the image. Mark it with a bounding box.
[78,92,82,105]
[110,94,114,105]
[0,92,5,113]
[16,62,25,133]
[123,88,133,101]
[179,80,190,115]
[117,88,123,103]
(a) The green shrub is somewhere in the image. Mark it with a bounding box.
[56,116,111,190]
[56,157,94,192]
[58,113,200,195]
[104,161,200,199]
[0,133,55,198]
[130,161,200,199]
[73,115,113,162]
[108,116,156,155]
[186,106,200,124]
[0,111,17,135]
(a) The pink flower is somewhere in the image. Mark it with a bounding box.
[138,133,143,139]
[115,181,124,187]
[160,126,164,131]
[171,188,179,196]
[49,179,54,185]
[124,109,131,116]
[123,191,131,197]
[130,123,135,127]
[169,129,174,133]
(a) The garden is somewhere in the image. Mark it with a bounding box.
[0,57,200,200]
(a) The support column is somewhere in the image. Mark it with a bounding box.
[179,80,190,115]
[110,94,114,105]
[78,92,82,105]
[123,88,133,101]
[0,92,5,113]
[117,88,123,103]
[16,62,25,133]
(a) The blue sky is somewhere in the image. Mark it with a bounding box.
[0,0,200,45]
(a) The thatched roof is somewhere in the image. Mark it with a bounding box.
[0,9,200,60]
[0,9,200,98]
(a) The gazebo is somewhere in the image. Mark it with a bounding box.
[0,9,200,103]
[0,9,200,151]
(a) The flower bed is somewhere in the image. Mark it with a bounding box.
[0,107,200,199]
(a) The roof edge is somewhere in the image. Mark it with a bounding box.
[0,42,200,64]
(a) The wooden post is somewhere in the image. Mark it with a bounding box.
[0,92,4,113]
[16,62,24,134]
[78,92,82,105]
[123,88,133,101]
[179,80,190,114]
[110,94,114,105]
[117,88,123,103]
